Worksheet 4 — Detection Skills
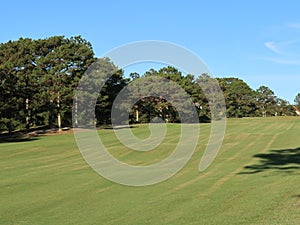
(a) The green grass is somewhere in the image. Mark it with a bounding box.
[1,117,300,224]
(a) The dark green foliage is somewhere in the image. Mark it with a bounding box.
[256,86,277,117]
[295,93,300,107]
[130,67,200,123]
[0,37,297,133]
[35,36,95,128]
[0,36,94,133]
[217,78,257,118]
[96,68,129,125]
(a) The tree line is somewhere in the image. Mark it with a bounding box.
[0,36,299,133]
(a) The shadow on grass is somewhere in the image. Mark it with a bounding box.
[0,134,39,143]
[240,147,300,174]
[102,125,137,130]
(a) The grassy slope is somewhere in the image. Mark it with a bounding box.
[0,117,299,225]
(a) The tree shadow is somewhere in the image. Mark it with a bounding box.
[103,125,137,130]
[240,147,300,174]
[0,133,39,143]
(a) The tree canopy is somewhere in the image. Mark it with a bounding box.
[0,36,298,133]
[0,36,95,133]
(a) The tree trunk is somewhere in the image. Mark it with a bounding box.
[58,112,62,131]
[74,96,78,127]
[57,92,62,132]
[48,98,53,128]
[7,122,13,135]
[25,98,30,131]
[135,108,139,122]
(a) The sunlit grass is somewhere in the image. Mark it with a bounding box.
[1,117,299,224]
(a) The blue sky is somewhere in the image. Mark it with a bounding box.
[1,0,300,102]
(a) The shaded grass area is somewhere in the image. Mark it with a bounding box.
[242,147,300,174]
[0,117,300,224]
[0,136,39,143]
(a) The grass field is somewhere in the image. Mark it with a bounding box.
[1,117,300,225]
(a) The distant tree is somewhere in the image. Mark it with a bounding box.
[0,40,23,133]
[196,73,227,121]
[256,86,277,117]
[0,38,42,132]
[276,98,294,116]
[96,68,129,125]
[140,66,201,123]
[217,78,257,118]
[16,38,42,130]
[129,72,141,122]
[0,36,95,133]
[294,93,300,107]
[36,36,95,130]
[1,35,297,134]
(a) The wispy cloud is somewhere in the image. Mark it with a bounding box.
[264,42,281,54]
[262,23,300,65]
[264,40,296,55]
